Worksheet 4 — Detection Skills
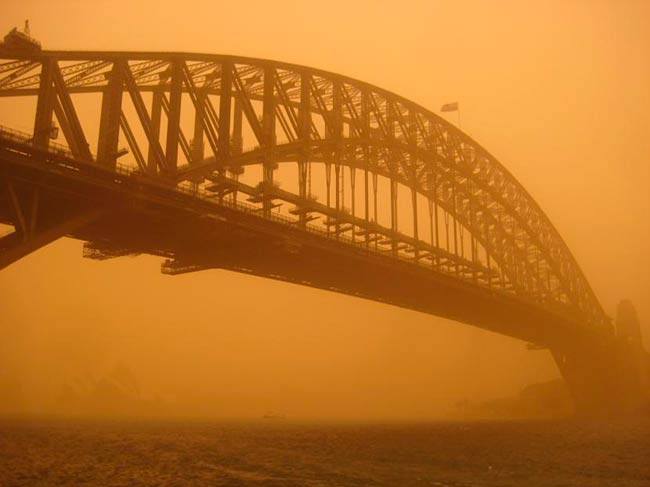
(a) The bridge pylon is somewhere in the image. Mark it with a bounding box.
[552,301,649,416]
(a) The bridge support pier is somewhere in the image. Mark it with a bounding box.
[552,304,649,416]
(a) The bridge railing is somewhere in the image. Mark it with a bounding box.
[0,125,79,159]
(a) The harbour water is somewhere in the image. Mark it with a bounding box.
[1,417,649,486]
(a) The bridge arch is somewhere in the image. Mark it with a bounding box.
[0,50,608,332]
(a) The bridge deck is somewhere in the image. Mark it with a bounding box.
[0,127,600,349]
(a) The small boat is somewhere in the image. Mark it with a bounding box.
[262,412,286,420]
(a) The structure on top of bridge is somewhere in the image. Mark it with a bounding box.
[0,30,646,415]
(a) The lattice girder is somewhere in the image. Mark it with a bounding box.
[0,50,608,329]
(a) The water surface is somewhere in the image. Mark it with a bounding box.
[1,418,648,486]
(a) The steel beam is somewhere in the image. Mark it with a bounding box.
[33,59,54,150]
[262,65,276,216]
[118,60,166,173]
[97,64,123,167]
[147,86,163,175]
[218,60,232,162]
[165,60,183,173]
[51,62,93,161]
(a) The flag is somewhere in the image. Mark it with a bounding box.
[441,102,459,112]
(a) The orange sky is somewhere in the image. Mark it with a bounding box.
[0,0,648,419]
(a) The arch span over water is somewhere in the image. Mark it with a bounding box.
[0,49,608,334]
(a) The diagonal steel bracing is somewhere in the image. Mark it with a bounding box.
[0,48,609,332]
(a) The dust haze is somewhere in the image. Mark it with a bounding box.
[0,0,648,420]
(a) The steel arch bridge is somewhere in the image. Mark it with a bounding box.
[0,46,646,414]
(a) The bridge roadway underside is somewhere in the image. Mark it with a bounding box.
[1,148,642,416]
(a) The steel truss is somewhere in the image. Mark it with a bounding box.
[0,49,609,332]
